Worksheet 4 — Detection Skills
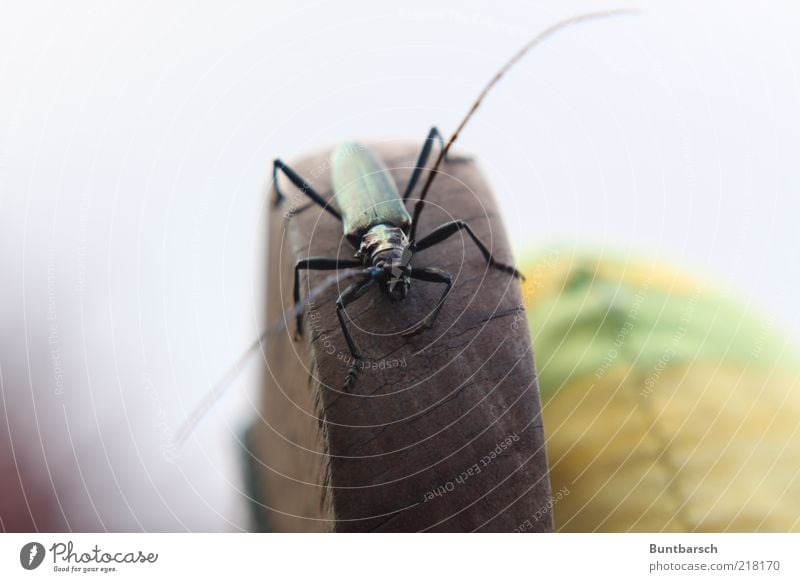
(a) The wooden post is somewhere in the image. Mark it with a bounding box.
[247,142,552,532]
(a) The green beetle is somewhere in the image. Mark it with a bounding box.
[273,134,521,388]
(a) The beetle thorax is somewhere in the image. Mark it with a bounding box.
[357,224,409,265]
[358,224,412,300]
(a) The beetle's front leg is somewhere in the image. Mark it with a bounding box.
[294,257,362,339]
[336,278,377,389]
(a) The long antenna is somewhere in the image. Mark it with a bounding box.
[176,10,635,444]
[408,9,636,242]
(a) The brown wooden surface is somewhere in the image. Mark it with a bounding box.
[250,141,552,532]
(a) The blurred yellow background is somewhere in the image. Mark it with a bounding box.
[523,251,800,531]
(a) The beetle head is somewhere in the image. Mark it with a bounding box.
[377,259,410,301]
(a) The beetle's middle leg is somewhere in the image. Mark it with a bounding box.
[336,278,377,388]
[294,257,363,338]
[411,219,524,280]
[272,159,342,222]
[402,126,446,203]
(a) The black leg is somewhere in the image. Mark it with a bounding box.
[272,159,342,222]
[402,127,446,202]
[411,219,524,280]
[336,278,377,388]
[403,267,453,336]
[294,257,362,338]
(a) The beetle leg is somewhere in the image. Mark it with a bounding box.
[411,219,524,280]
[402,126,447,203]
[272,159,343,222]
[294,257,363,339]
[336,278,377,389]
[402,267,454,336]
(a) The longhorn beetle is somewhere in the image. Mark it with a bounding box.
[275,137,520,388]
[271,11,631,388]
[176,10,634,443]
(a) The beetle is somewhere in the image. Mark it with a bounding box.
[272,135,522,387]
[270,10,630,389]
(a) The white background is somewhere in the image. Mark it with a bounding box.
[1,0,799,531]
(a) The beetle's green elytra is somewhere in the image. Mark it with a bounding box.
[330,143,411,244]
